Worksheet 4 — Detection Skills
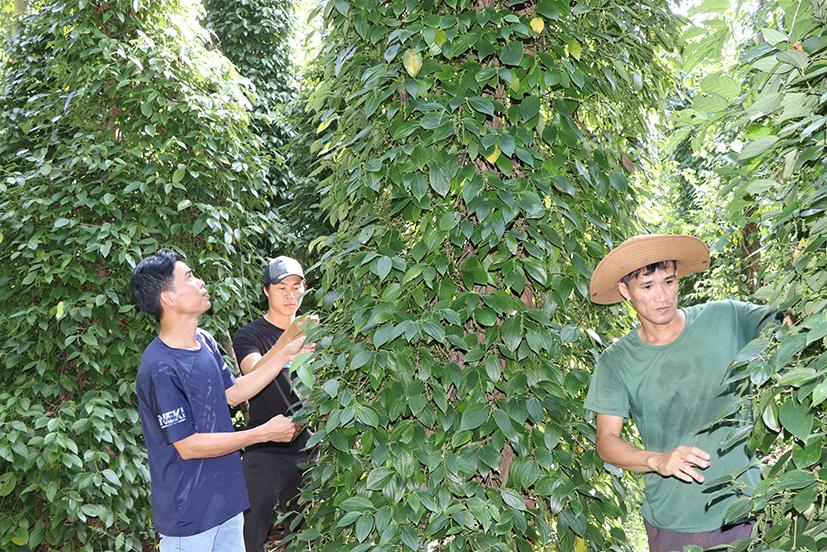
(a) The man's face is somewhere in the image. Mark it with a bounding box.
[266,274,305,319]
[618,265,679,327]
[164,261,211,317]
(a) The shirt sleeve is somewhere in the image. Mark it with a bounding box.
[199,329,237,389]
[231,324,264,366]
[584,352,630,418]
[733,300,781,341]
[142,363,198,445]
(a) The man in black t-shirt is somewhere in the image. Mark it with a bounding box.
[232,256,317,552]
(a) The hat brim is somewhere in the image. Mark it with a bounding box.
[590,234,710,304]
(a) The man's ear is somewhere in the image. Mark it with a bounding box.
[160,290,176,309]
[617,281,630,301]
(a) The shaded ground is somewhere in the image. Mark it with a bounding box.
[265,523,287,552]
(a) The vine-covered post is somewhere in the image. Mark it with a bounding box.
[289,1,683,551]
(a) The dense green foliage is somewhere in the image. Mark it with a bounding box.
[0,1,286,549]
[287,1,684,551]
[4,0,826,551]
[663,1,827,550]
[202,0,334,278]
[201,0,297,223]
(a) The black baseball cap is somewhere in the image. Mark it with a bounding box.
[263,256,305,286]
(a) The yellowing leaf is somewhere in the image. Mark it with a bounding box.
[568,39,582,60]
[486,145,501,164]
[574,537,587,552]
[531,18,544,33]
[12,537,25,546]
[403,49,423,78]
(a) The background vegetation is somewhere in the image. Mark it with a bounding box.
[0,0,826,551]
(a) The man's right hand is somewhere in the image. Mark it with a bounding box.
[271,314,320,356]
[282,333,316,362]
[647,445,711,483]
[260,414,301,443]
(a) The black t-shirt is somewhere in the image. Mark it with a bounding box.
[232,316,309,455]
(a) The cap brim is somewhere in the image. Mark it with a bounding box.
[589,234,710,304]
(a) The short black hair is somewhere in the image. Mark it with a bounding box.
[620,260,676,287]
[129,249,180,322]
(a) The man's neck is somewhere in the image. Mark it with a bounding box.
[637,309,686,346]
[158,314,201,350]
[265,310,295,331]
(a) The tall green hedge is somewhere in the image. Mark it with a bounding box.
[288,1,683,551]
[0,1,286,549]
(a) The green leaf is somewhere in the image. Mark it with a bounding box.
[609,172,628,192]
[401,526,420,550]
[772,333,807,368]
[355,514,374,541]
[468,96,494,115]
[778,399,813,441]
[778,469,818,490]
[438,211,460,230]
[500,41,524,65]
[333,0,349,15]
[734,339,769,364]
[376,256,392,279]
[500,488,526,510]
[568,39,581,61]
[421,111,449,130]
[172,167,186,183]
[498,133,516,156]
[420,318,446,342]
[738,135,780,160]
[723,497,751,524]
[298,529,322,541]
[0,472,16,497]
[699,73,741,98]
[493,408,516,438]
[501,316,522,352]
[520,95,541,121]
[429,157,458,197]
[550,175,575,196]
[341,496,375,512]
[366,468,395,490]
[357,406,379,427]
[760,27,787,45]
[460,403,489,431]
[811,379,827,406]
[777,50,808,71]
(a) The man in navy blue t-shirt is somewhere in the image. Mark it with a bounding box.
[130,249,312,552]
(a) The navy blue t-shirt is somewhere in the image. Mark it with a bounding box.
[136,329,249,537]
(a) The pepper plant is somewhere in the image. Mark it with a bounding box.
[0,1,287,549]
[288,1,684,551]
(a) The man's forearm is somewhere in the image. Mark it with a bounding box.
[226,348,291,406]
[596,432,660,473]
[596,432,711,483]
[173,427,269,460]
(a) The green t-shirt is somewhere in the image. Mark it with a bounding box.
[584,300,777,532]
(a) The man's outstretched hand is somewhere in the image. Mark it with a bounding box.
[647,445,711,483]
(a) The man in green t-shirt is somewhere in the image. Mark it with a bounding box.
[584,234,784,552]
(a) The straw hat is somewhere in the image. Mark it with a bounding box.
[590,234,710,304]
